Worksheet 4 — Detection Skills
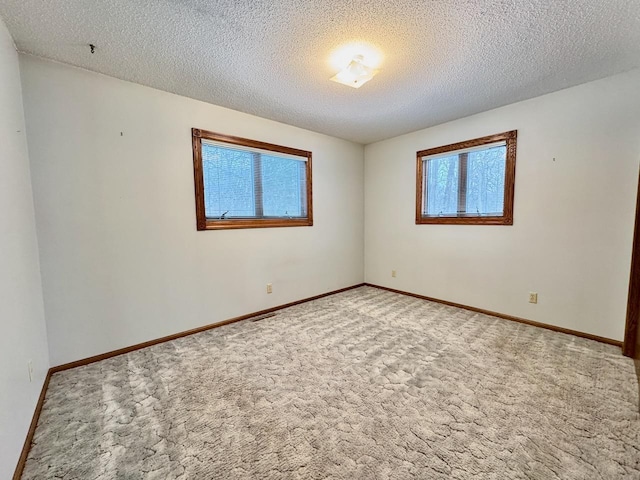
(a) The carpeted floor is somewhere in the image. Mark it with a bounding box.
[23,286,640,479]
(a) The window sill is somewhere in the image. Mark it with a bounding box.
[416,216,512,226]
[198,218,313,230]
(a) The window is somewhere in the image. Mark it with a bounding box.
[192,129,312,230]
[416,130,517,225]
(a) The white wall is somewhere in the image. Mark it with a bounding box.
[365,69,640,342]
[20,56,365,367]
[0,20,50,479]
[15,51,638,374]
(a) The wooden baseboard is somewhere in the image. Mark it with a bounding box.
[365,283,623,348]
[13,368,53,480]
[51,283,365,373]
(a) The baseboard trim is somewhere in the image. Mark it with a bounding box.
[51,283,365,374]
[12,368,53,480]
[365,283,623,348]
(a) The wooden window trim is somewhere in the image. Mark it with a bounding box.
[192,128,313,231]
[415,130,517,226]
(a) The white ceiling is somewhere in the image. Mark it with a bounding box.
[1,0,640,144]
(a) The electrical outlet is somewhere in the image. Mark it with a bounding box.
[392,270,397,278]
[529,292,538,304]
[28,360,33,382]
[266,283,273,294]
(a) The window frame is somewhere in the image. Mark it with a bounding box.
[192,128,313,230]
[415,130,517,226]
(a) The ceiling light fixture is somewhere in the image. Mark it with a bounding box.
[330,54,379,89]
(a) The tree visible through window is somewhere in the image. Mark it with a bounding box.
[192,129,313,230]
[416,131,517,225]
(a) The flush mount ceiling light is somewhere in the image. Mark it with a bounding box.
[330,54,379,88]
[328,42,382,89]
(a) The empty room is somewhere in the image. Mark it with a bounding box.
[2,0,640,478]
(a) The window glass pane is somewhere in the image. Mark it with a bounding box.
[425,155,459,216]
[466,145,506,216]
[417,132,515,225]
[202,144,255,218]
[261,155,306,217]
[194,130,313,229]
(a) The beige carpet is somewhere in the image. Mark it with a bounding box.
[23,286,640,479]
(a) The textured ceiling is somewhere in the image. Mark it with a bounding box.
[1,0,640,144]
